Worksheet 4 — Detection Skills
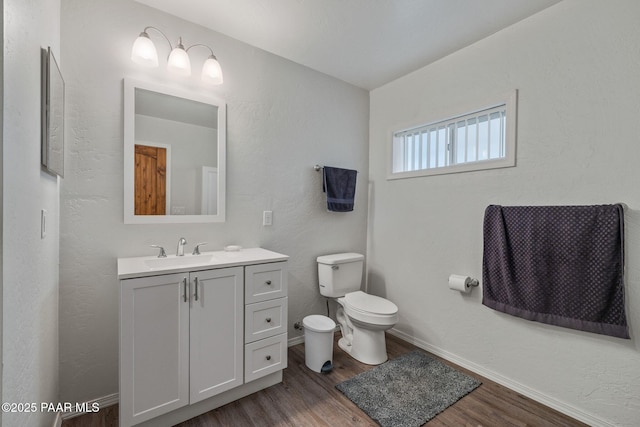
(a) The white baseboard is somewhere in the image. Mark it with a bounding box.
[288,334,305,346]
[52,412,62,427]
[59,393,119,421]
[387,328,614,427]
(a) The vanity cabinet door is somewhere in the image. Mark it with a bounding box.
[120,273,190,427]
[189,267,244,403]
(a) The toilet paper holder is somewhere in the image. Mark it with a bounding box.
[448,274,480,293]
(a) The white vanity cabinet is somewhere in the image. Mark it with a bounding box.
[120,267,243,426]
[118,248,288,427]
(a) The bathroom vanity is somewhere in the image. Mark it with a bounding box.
[117,248,288,427]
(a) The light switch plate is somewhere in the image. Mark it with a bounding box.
[41,209,47,239]
[263,210,273,226]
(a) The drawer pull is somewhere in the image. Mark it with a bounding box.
[266,355,271,361]
[266,317,272,323]
[265,280,272,285]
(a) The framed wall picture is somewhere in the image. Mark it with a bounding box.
[41,46,65,177]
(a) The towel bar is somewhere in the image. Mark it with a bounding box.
[315,165,358,173]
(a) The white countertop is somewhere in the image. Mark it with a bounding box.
[117,247,289,279]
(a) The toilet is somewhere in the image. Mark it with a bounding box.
[317,253,398,365]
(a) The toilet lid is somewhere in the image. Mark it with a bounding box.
[344,291,398,315]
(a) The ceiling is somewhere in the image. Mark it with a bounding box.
[135,0,562,90]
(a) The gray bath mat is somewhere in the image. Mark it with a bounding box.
[336,350,481,427]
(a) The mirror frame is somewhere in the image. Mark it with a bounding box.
[123,78,226,224]
[41,47,65,178]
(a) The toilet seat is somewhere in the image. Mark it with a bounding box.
[344,291,398,315]
[340,291,398,326]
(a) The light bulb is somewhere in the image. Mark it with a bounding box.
[167,42,191,77]
[131,32,158,67]
[201,55,223,85]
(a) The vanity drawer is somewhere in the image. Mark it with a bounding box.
[245,262,287,304]
[244,333,287,383]
[245,297,288,343]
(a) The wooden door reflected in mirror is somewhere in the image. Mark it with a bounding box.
[134,144,167,215]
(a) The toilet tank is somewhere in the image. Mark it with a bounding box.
[317,253,364,297]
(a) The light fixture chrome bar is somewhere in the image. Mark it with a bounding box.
[142,26,174,52]
[131,26,224,85]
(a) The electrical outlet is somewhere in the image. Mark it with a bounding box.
[263,210,273,226]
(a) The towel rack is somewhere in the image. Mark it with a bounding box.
[314,164,359,174]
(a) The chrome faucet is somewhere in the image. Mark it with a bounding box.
[176,237,187,256]
[150,245,167,258]
[192,242,208,255]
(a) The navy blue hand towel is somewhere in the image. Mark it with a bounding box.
[482,204,628,339]
[322,166,357,212]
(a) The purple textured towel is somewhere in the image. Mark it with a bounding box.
[482,204,629,339]
[322,166,357,212]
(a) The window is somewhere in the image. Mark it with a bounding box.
[389,90,517,179]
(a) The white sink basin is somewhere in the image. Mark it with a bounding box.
[144,255,215,270]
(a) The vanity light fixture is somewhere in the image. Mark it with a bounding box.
[131,26,223,85]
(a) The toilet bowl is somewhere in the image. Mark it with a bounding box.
[317,253,399,365]
[336,291,398,365]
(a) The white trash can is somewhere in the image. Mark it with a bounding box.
[303,315,336,373]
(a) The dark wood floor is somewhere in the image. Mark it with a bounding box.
[63,333,587,426]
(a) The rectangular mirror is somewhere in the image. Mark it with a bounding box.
[41,47,65,177]
[123,78,226,223]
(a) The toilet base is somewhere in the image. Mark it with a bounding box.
[338,330,388,365]
[336,306,390,365]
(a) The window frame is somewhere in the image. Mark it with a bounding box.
[387,90,517,180]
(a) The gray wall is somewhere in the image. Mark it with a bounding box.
[367,1,640,425]
[59,0,369,402]
[3,0,61,425]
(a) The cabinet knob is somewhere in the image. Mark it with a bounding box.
[265,280,272,285]
[265,355,271,361]
[266,317,272,323]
